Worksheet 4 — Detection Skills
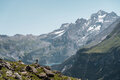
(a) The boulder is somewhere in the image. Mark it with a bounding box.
[25,65,38,73]
[21,71,27,75]
[38,72,47,78]
[34,63,40,68]
[43,68,54,77]
[44,66,51,70]
[14,72,22,80]
[6,70,12,77]
[4,62,11,70]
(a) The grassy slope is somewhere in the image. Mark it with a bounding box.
[86,22,120,53]
[0,60,78,80]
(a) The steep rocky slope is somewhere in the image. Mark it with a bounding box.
[52,18,120,80]
[0,59,79,80]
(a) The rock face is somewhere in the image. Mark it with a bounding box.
[0,10,119,65]
[52,19,120,80]
[0,59,78,80]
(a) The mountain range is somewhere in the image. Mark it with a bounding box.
[0,10,119,66]
[52,18,120,80]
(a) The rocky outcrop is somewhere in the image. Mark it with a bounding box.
[14,72,22,80]
[38,72,47,78]
[43,68,55,77]
[25,65,38,73]
[0,59,79,80]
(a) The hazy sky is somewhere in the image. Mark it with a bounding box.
[0,0,120,36]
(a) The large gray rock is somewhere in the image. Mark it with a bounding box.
[38,72,47,78]
[43,68,54,77]
[25,65,38,73]
[14,72,22,80]
[6,70,12,77]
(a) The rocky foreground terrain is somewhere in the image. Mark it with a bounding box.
[0,59,79,80]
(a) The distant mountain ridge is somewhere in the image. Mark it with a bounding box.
[0,10,119,65]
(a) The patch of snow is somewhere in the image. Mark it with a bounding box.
[98,14,106,19]
[98,19,104,23]
[54,30,64,34]
[53,30,65,38]
[97,14,106,23]
[62,66,67,72]
[87,26,94,31]
[94,25,101,31]
[87,25,101,32]
[82,36,86,40]
[101,35,107,40]
[55,32,64,37]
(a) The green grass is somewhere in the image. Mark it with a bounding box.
[0,60,78,80]
[86,29,120,53]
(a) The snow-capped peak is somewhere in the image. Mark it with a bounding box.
[97,14,106,23]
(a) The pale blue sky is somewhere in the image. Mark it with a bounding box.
[0,0,120,36]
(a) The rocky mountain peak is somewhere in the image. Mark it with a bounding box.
[60,23,70,29]
[90,10,108,20]
[97,10,108,15]
[109,11,118,17]
[75,18,87,24]
[14,34,24,37]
